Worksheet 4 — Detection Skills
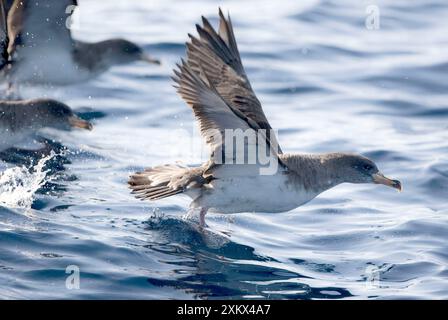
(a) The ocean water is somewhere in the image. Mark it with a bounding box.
[0,0,447,299]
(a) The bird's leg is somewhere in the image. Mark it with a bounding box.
[184,207,209,228]
[199,207,208,228]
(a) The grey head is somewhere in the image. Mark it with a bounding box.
[320,153,402,191]
[93,38,160,67]
[25,99,93,131]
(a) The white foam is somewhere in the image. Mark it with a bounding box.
[0,152,56,210]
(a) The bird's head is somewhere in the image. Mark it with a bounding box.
[31,99,93,131]
[323,153,402,191]
[101,38,160,66]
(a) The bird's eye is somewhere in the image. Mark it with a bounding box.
[363,164,373,171]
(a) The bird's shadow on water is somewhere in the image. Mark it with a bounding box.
[141,215,353,299]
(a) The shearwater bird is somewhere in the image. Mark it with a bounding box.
[0,98,92,151]
[0,0,160,87]
[129,10,401,227]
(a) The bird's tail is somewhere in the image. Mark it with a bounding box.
[129,164,202,201]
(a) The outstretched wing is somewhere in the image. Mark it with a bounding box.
[173,59,282,170]
[174,59,253,163]
[186,8,283,153]
[7,0,77,59]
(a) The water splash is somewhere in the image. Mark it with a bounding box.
[0,152,56,210]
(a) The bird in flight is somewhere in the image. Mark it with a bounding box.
[129,9,401,228]
[0,0,160,88]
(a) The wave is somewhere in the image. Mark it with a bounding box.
[0,152,58,210]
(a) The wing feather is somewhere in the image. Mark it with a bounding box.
[173,59,252,156]
[186,8,283,153]
[172,59,282,169]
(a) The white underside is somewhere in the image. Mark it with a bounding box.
[191,169,317,214]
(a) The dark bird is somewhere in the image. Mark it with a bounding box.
[129,10,401,227]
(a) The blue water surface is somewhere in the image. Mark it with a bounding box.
[0,0,447,299]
